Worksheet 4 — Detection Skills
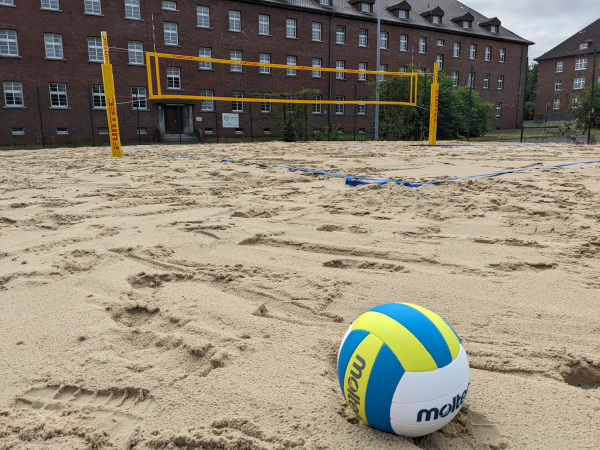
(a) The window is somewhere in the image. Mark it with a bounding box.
[258,14,270,35]
[85,0,101,15]
[554,80,562,91]
[490,25,498,33]
[436,55,443,70]
[556,61,563,73]
[162,1,176,11]
[336,60,345,79]
[3,81,23,107]
[380,32,388,49]
[319,0,330,5]
[232,91,243,112]
[377,64,387,82]
[312,22,322,41]
[164,23,178,45]
[197,6,210,28]
[572,97,579,107]
[44,33,63,59]
[260,94,271,113]
[499,48,506,63]
[360,2,371,13]
[418,37,426,54]
[359,28,367,47]
[495,102,502,117]
[453,42,460,58]
[469,44,476,59]
[432,15,441,24]
[336,26,345,44]
[128,41,144,65]
[49,83,68,107]
[399,9,408,19]
[313,95,322,114]
[56,127,69,135]
[197,47,211,69]
[483,74,490,89]
[312,58,322,77]
[287,56,297,76]
[166,67,180,89]
[41,0,59,10]
[497,75,504,90]
[1,0,15,5]
[437,39,444,47]
[553,98,560,110]
[229,10,241,32]
[462,20,471,29]
[131,87,147,108]
[400,35,408,52]
[485,46,491,61]
[452,71,459,87]
[468,72,475,88]
[573,77,585,90]
[0,30,18,56]
[335,96,345,115]
[259,53,270,74]
[579,42,589,50]
[357,97,366,115]
[87,37,103,62]
[92,85,105,108]
[230,50,242,72]
[125,0,140,20]
[575,58,587,70]
[358,62,367,81]
[11,128,25,136]
[286,18,297,38]
[200,90,214,111]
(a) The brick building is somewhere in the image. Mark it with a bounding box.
[534,19,599,122]
[1,0,532,145]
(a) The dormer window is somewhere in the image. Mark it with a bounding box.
[462,20,471,29]
[421,7,444,25]
[490,25,497,33]
[452,12,475,30]
[433,15,441,24]
[319,0,330,6]
[579,42,589,49]
[386,1,411,19]
[479,17,501,33]
[361,2,371,12]
[399,9,408,19]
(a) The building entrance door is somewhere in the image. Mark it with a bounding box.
[164,105,183,133]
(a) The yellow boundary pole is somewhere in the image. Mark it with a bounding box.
[428,63,439,145]
[101,31,122,157]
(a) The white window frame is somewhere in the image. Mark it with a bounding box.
[258,14,270,35]
[162,1,176,11]
[573,77,585,90]
[200,90,214,111]
[230,50,242,72]
[357,97,366,115]
[554,80,561,91]
[312,58,322,78]
[312,22,322,41]
[127,41,144,65]
[166,67,181,90]
[358,62,367,81]
[286,18,297,38]
[553,98,560,110]
[483,73,490,89]
[436,54,443,71]
[468,72,475,88]
[197,6,210,28]
[453,42,460,58]
[232,91,244,112]
[124,0,140,20]
[360,2,371,13]
[575,58,587,70]
[336,25,345,45]
[400,35,408,52]
[84,0,101,15]
[312,96,322,114]
[87,37,103,62]
[432,15,441,24]
[164,22,178,46]
[377,64,387,82]
[335,96,345,115]
[380,31,388,50]
[287,56,297,76]
[495,102,502,117]
[49,83,68,108]
[462,20,471,29]
[399,9,408,19]
[92,84,105,109]
[3,81,24,107]
[198,47,212,70]
[336,60,345,79]
[484,46,491,61]
[556,61,563,73]
[469,44,476,60]
[497,75,504,90]
[499,48,506,63]
[259,53,270,74]
[490,25,498,33]
[260,94,271,113]
[229,10,241,32]
[0,30,18,56]
[579,42,588,50]
[359,28,367,47]
[44,33,63,59]
[437,39,444,47]
[452,71,459,87]
[418,37,426,54]
[0,0,16,5]
[41,0,59,10]
[131,86,147,109]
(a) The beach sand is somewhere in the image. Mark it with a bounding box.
[1,141,599,449]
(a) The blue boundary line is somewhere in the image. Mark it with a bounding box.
[122,147,600,188]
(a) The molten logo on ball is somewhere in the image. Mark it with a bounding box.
[337,302,470,437]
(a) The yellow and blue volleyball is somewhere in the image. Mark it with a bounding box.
[337,302,469,437]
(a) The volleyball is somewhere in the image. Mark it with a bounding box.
[337,302,470,437]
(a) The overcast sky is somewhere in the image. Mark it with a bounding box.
[462,0,599,61]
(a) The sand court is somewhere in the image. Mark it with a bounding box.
[1,141,599,449]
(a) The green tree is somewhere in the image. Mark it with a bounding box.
[571,80,600,131]
[524,62,538,120]
[283,119,296,142]
[285,88,321,141]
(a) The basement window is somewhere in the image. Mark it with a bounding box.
[11,127,24,135]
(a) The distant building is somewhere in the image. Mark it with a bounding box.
[534,19,600,122]
[1,0,532,145]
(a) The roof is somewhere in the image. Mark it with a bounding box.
[245,0,533,45]
[535,18,600,61]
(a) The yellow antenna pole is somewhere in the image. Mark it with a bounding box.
[428,63,439,145]
[101,31,122,157]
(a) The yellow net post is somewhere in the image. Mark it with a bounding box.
[101,31,122,157]
[428,63,439,145]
